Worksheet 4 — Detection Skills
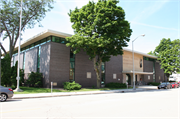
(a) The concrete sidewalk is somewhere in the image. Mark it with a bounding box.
[12,86,158,99]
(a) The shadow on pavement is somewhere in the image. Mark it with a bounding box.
[4,99,22,102]
[124,88,179,94]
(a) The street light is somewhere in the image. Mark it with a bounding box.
[14,0,23,92]
[132,34,145,90]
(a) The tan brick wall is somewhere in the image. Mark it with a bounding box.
[123,51,143,72]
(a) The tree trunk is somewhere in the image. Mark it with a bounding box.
[166,73,170,82]
[96,72,101,89]
[93,57,102,88]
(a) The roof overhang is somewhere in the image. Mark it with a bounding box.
[13,29,72,52]
[123,47,157,59]
[122,71,153,75]
[3,29,157,60]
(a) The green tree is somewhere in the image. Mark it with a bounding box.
[66,0,132,88]
[1,54,11,86]
[147,51,157,56]
[11,61,24,87]
[0,0,54,59]
[154,38,180,81]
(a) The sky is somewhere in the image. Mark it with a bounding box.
[1,0,180,54]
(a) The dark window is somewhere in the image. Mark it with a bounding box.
[23,52,26,69]
[70,48,75,82]
[140,59,142,68]
[37,46,41,72]
[101,62,105,85]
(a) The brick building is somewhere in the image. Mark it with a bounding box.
[12,29,167,88]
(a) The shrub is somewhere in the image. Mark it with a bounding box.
[26,72,43,87]
[63,81,81,90]
[105,82,127,88]
[147,82,160,86]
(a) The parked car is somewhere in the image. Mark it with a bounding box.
[171,82,179,88]
[0,85,14,102]
[176,82,180,88]
[158,82,172,89]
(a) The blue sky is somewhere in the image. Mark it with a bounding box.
[1,0,180,54]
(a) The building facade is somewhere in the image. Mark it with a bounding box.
[11,29,167,88]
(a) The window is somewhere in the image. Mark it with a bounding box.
[70,48,75,81]
[87,72,91,78]
[101,62,105,84]
[23,52,26,69]
[47,36,51,42]
[37,46,41,72]
[140,59,142,68]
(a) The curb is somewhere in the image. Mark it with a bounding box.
[12,89,152,99]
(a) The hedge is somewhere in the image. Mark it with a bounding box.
[63,81,82,90]
[105,82,127,88]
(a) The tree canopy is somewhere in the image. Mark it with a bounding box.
[153,38,180,80]
[0,0,54,59]
[66,0,132,88]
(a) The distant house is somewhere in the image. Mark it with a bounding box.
[170,73,180,82]
[11,29,167,88]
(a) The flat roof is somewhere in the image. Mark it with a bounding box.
[12,29,157,59]
[13,29,72,52]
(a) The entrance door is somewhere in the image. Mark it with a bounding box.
[126,74,131,85]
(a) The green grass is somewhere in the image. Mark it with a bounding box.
[13,86,132,94]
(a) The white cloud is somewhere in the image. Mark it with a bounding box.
[132,0,170,22]
[131,21,178,31]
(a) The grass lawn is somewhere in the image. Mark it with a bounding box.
[13,86,132,94]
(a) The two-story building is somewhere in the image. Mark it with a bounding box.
[11,29,167,88]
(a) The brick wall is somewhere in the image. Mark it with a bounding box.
[49,42,70,88]
[143,60,153,83]
[105,55,123,84]
[40,43,51,88]
[75,50,96,88]
[155,62,166,82]
[13,53,24,69]
[24,48,38,79]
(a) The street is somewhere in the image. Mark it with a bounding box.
[0,88,180,119]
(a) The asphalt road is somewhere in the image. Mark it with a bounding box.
[0,88,180,119]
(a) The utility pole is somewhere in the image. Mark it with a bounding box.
[14,0,23,92]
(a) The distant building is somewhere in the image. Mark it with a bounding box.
[11,29,167,88]
[170,73,180,82]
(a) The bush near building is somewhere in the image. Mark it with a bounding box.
[63,81,82,90]
[105,82,127,88]
[26,72,43,88]
[147,82,160,86]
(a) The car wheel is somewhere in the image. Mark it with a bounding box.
[0,93,7,102]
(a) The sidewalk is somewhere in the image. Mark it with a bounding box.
[12,86,157,99]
